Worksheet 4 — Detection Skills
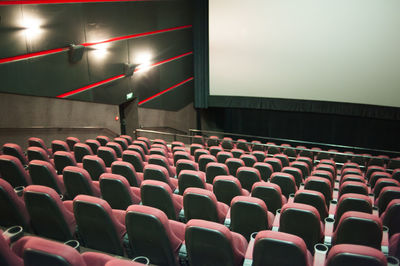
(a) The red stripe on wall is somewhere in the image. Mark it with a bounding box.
[138,77,194,105]
[0,25,192,64]
[56,74,125,98]
[0,48,67,64]
[0,0,150,5]
[146,51,193,70]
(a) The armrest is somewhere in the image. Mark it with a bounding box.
[332,188,339,201]
[382,226,389,255]
[324,217,335,247]
[243,233,256,266]
[288,193,295,204]
[224,208,231,228]
[272,209,281,231]
[368,193,375,204]
[3,226,24,244]
[313,244,328,266]
[373,206,379,217]
[328,200,337,219]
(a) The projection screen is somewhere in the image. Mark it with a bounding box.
[208,0,400,108]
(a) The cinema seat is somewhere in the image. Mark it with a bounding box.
[252,151,266,162]
[2,143,28,166]
[279,203,323,251]
[99,173,141,210]
[140,180,183,220]
[148,155,176,177]
[230,196,274,241]
[334,193,373,228]
[369,171,392,189]
[273,154,289,168]
[194,149,210,163]
[296,156,313,172]
[207,136,220,147]
[311,170,334,187]
[66,137,80,151]
[304,176,332,205]
[0,155,32,187]
[192,135,205,146]
[171,141,185,149]
[332,211,382,249]
[294,190,328,220]
[82,155,110,181]
[125,205,184,265]
[178,170,211,195]
[282,166,303,188]
[205,162,229,184]
[24,185,75,241]
[339,181,369,197]
[176,159,198,176]
[213,176,250,206]
[231,148,244,159]
[183,188,229,223]
[251,182,286,214]
[27,147,53,165]
[270,172,297,199]
[74,143,94,163]
[198,154,217,172]
[137,136,151,150]
[185,219,248,266]
[111,160,143,187]
[122,150,147,173]
[114,137,129,151]
[377,186,400,215]
[290,161,310,181]
[85,139,101,154]
[73,195,126,256]
[217,151,233,164]
[221,137,234,151]
[132,140,150,156]
[264,158,282,172]
[209,146,223,157]
[366,166,386,181]
[120,135,133,145]
[97,146,120,168]
[28,137,51,157]
[28,160,65,195]
[326,244,387,266]
[226,158,245,177]
[0,179,30,229]
[251,140,264,151]
[0,229,23,266]
[236,166,261,192]
[173,151,193,166]
[51,140,70,153]
[381,199,400,237]
[253,162,273,181]
[143,164,178,191]
[63,166,101,198]
[190,144,204,156]
[96,135,110,146]
[240,154,257,167]
[373,178,400,198]
[53,151,80,174]
[251,231,313,266]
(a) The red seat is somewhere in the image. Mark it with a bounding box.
[28,160,66,195]
[326,244,387,266]
[0,155,32,187]
[251,182,286,214]
[143,164,178,191]
[63,166,101,198]
[2,143,28,166]
[213,175,250,206]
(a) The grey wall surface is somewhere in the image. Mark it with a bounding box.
[0,93,120,150]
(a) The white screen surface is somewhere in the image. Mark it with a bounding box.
[209,0,400,108]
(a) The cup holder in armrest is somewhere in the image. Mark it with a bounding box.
[14,186,25,197]
[132,256,150,265]
[3,226,24,243]
[64,240,80,252]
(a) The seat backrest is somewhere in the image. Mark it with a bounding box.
[251,141,264,152]
[294,189,328,220]
[377,186,400,215]
[176,159,198,176]
[141,180,179,220]
[366,166,386,181]
[236,139,249,152]
[53,151,77,174]
[279,203,322,251]
[63,166,98,198]
[127,144,147,161]
[148,155,174,177]
[207,136,220,147]
[340,174,365,185]
[85,139,100,154]
[184,188,225,223]
[178,170,206,195]
[0,179,30,229]
[270,172,297,198]
[382,199,400,237]
[100,173,137,210]
[304,176,332,205]
[230,196,270,241]
[194,149,210,163]
[51,140,70,153]
[253,162,273,182]
[266,143,280,155]
[333,211,382,249]
[240,154,257,167]
[373,178,400,198]
[192,135,205,146]
[66,137,80,151]
[111,160,140,187]
[28,160,64,194]
[209,146,223,157]
[97,146,118,167]
[126,205,181,266]
[334,193,373,228]
[133,140,149,155]
[231,149,244,159]
[96,135,110,146]
[264,158,282,172]
[0,155,31,187]
[113,137,128,151]
[369,171,391,189]
[190,144,204,157]
[217,151,233,164]
[326,244,387,266]
[143,164,175,191]
[290,161,310,180]
[2,143,28,166]
[251,182,284,214]
[173,151,192,166]
[105,142,123,158]
[22,236,86,266]
[24,185,75,241]
[28,137,50,156]
[122,150,145,172]
[282,166,303,188]
[251,151,266,163]
[236,166,261,192]
[0,229,24,266]
[253,230,311,266]
[74,143,93,163]
[339,181,369,197]
[311,170,334,186]
[198,154,216,172]
[185,219,245,266]
[82,155,107,181]
[273,154,289,168]
[27,147,51,164]
[226,158,245,177]
[137,137,151,150]
[205,162,229,184]
[221,137,234,150]
[73,195,125,255]
[213,175,244,206]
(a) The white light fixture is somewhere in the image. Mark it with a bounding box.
[135,53,152,73]
[91,43,109,59]
[22,16,43,40]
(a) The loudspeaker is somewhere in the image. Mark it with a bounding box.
[68,44,85,63]
[124,63,139,76]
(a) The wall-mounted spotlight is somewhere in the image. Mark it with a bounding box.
[91,43,109,59]
[21,16,43,40]
[124,63,139,77]
[135,53,152,73]
[68,44,85,63]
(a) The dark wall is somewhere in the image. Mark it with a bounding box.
[200,107,400,152]
[0,0,194,109]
